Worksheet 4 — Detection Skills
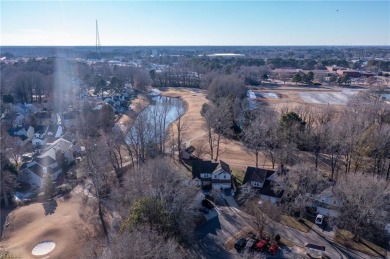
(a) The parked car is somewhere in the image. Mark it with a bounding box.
[245,238,256,252]
[198,207,209,214]
[255,239,268,252]
[202,199,215,209]
[269,243,279,255]
[234,238,247,252]
[315,214,324,225]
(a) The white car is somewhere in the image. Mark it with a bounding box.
[315,214,324,225]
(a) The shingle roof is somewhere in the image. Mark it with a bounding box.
[34,125,47,135]
[192,160,219,179]
[7,126,25,135]
[25,163,60,178]
[35,156,56,167]
[259,180,284,198]
[220,160,231,174]
[243,167,275,185]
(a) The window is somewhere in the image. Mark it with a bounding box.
[224,175,226,179]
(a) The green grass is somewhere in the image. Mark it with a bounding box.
[231,168,245,186]
[334,229,387,258]
[280,215,313,233]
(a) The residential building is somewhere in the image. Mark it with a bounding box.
[241,167,275,193]
[19,155,61,188]
[211,160,232,190]
[192,160,219,187]
[192,160,232,190]
[313,186,341,217]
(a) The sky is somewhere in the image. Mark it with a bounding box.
[1,1,389,46]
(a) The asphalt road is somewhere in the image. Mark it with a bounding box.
[194,195,380,259]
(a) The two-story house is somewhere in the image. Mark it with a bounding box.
[211,160,232,190]
[241,167,284,204]
[19,155,61,188]
[192,160,219,187]
[192,160,232,190]
[241,167,276,193]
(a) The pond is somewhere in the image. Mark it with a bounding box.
[126,95,185,144]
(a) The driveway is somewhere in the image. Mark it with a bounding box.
[195,195,380,259]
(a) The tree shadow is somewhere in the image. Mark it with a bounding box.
[360,240,386,258]
[42,199,58,216]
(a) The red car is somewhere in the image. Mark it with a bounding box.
[269,244,279,255]
[255,239,268,252]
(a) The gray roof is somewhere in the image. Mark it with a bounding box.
[26,163,60,177]
[192,160,219,180]
[243,167,275,185]
[35,156,56,167]
[220,160,231,174]
[259,180,284,198]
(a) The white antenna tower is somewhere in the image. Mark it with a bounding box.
[96,19,101,56]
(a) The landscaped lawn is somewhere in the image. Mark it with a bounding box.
[334,229,387,258]
[280,215,313,233]
[231,168,245,186]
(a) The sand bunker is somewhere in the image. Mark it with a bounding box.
[32,241,55,256]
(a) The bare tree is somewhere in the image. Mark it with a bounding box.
[191,139,208,159]
[2,133,25,168]
[243,199,281,238]
[334,173,390,241]
[82,138,114,237]
[278,72,290,85]
[276,164,329,217]
[243,107,278,168]
[203,102,232,161]
[0,153,19,208]
[172,99,188,161]
[107,228,184,259]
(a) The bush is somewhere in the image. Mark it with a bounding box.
[56,183,72,194]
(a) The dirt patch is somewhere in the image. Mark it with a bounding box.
[280,216,313,233]
[334,229,387,258]
[0,185,102,259]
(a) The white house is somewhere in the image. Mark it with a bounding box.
[191,160,219,187]
[211,160,232,190]
[19,155,61,188]
[43,137,74,163]
[32,136,47,146]
[313,186,341,218]
[191,160,232,190]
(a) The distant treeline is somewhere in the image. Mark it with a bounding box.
[190,57,390,72]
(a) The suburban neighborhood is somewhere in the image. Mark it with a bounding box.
[1,1,390,258]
